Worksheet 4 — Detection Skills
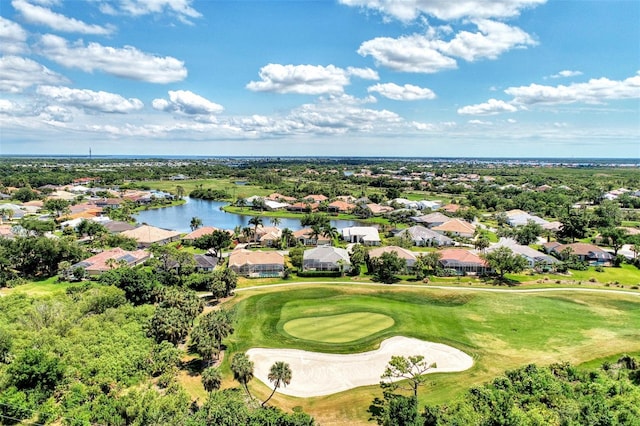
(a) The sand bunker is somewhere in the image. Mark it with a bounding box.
[246,336,473,397]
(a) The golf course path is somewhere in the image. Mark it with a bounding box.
[235,280,640,296]
[247,336,474,397]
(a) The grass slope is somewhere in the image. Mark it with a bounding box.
[225,285,640,425]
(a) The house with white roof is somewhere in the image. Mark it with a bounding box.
[341,226,381,246]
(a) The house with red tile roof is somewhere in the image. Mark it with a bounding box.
[72,247,150,276]
[438,249,489,275]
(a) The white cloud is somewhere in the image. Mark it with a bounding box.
[358,34,457,73]
[550,70,583,79]
[35,34,187,83]
[36,85,144,113]
[0,17,29,55]
[457,98,518,115]
[152,90,224,115]
[0,56,69,93]
[368,82,436,100]
[339,0,546,22]
[468,119,492,125]
[358,20,535,73]
[12,0,114,35]
[440,19,536,62]
[246,64,369,95]
[505,72,640,105]
[98,0,201,23]
[346,66,380,80]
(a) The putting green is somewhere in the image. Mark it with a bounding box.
[283,312,394,343]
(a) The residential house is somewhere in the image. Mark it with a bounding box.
[368,246,417,272]
[258,227,282,248]
[182,226,219,243]
[327,200,355,214]
[267,193,296,203]
[438,249,489,275]
[0,225,15,239]
[411,212,451,228]
[293,228,331,246]
[121,225,181,247]
[228,249,285,277]
[287,202,319,213]
[505,209,549,227]
[72,247,151,276]
[302,246,351,272]
[440,204,462,214]
[304,194,328,203]
[341,226,381,246]
[192,254,218,272]
[103,220,138,233]
[432,219,476,238]
[548,243,614,266]
[485,238,559,269]
[394,225,454,247]
[367,203,394,215]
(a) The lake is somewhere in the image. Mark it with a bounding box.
[134,198,364,233]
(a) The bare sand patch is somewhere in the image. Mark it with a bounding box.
[246,336,473,397]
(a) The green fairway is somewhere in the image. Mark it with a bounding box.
[283,312,394,343]
[226,285,640,425]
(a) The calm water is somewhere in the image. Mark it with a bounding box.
[134,198,363,233]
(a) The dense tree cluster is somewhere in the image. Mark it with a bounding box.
[372,360,640,426]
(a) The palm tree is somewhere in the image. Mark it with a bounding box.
[236,197,247,211]
[248,216,263,244]
[262,361,292,407]
[322,225,339,244]
[310,224,322,245]
[201,366,222,394]
[270,217,281,227]
[231,353,254,398]
[190,216,203,232]
[280,228,294,249]
[175,185,185,199]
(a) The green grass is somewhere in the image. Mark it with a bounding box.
[225,284,640,425]
[0,276,74,297]
[283,312,394,343]
[144,178,271,199]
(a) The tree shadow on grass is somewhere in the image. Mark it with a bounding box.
[181,358,205,377]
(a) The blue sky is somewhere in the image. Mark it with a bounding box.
[0,0,638,158]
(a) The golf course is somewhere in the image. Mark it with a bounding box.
[226,283,640,425]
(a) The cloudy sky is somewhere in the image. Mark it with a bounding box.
[0,0,638,158]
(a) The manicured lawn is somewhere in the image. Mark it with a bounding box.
[547,264,640,285]
[283,312,394,343]
[144,178,271,199]
[224,284,640,425]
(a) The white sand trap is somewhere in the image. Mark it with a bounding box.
[246,336,473,397]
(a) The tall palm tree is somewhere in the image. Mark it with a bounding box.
[190,216,203,232]
[270,217,281,227]
[248,216,263,244]
[310,224,322,245]
[322,225,339,244]
[231,353,254,398]
[280,228,294,249]
[262,361,292,407]
[201,366,222,394]
[175,185,185,199]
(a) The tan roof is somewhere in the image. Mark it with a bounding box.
[367,203,394,214]
[432,219,476,234]
[121,225,181,244]
[328,200,355,211]
[304,194,328,202]
[440,203,461,213]
[182,226,219,241]
[554,243,609,257]
[439,249,487,266]
[368,246,417,261]
[228,249,284,268]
